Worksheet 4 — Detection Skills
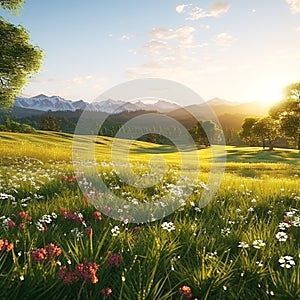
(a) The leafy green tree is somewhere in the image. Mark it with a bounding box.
[270,81,300,149]
[252,117,280,150]
[190,120,222,147]
[239,117,259,146]
[0,0,24,11]
[42,116,62,132]
[0,1,43,110]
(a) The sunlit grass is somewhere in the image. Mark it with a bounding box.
[0,131,299,299]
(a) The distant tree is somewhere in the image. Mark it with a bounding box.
[0,116,36,133]
[270,81,300,149]
[190,120,222,147]
[252,117,280,150]
[239,117,259,146]
[0,1,43,110]
[42,116,62,132]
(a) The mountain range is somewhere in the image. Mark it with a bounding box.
[14,94,180,114]
[14,94,271,117]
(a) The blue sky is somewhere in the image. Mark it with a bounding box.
[1,0,300,105]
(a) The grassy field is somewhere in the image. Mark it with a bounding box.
[0,131,299,299]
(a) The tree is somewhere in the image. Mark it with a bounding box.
[239,117,259,146]
[42,116,62,132]
[0,0,24,11]
[252,117,280,150]
[0,1,43,110]
[270,81,300,149]
[190,120,222,147]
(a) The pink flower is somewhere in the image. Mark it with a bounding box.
[107,253,122,268]
[7,220,15,229]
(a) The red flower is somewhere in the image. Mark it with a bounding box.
[18,211,27,219]
[93,211,102,221]
[19,223,26,230]
[45,243,62,259]
[179,285,193,299]
[31,248,47,262]
[101,287,112,296]
[7,220,15,229]
[57,266,80,285]
[31,243,61,262]
[0,239,13,252]
[58,262,99,285]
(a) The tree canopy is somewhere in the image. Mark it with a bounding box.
[0,0,24,11]
[0,1,43,110]
[269,81,300,149]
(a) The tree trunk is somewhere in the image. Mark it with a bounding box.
[269,139,274,151]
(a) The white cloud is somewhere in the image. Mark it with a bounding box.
[179,2,230,20]
[120,35,130,41]
[151,26,195,44]
[214,33,234,46]
[210,2,230,16]
[286,0,300,14]
[175,4,188,13]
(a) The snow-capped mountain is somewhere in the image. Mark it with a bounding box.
[14,95,180,114]
[15,94,86,112]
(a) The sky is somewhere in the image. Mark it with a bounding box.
[1,0,300,105]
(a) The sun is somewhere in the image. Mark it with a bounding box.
[247,80,284,105]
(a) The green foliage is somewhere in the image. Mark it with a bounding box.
[0,117,36,133]
[41,116,62,132]
[239,117,259,146]
[190,120,222,147]
[0,0,24,11]
[270,81,300,149]
[0,18,43,110]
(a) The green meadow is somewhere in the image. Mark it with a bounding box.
[0,131,299,299]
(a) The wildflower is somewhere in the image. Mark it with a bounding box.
[19,223,26,230]
[7,220,15,229]
[45,243,62,259]
[252,240,266,249]
[238,241,249,249]
[161,221,175,232]
[111,225,120,236]
[256,261,263,267]
[31,248,47,262]
[107,252,122,268]
[275,232,288,242]
[101,287,112,296]
[75,262,99,283]
[179,285,192,299]
[0,239,13,252]
[278,222,291,230]
[278,256,295,269]
[93,211,102,221]
[31,243,61,262]
[57,266,79,285]
[221,228,231,237]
